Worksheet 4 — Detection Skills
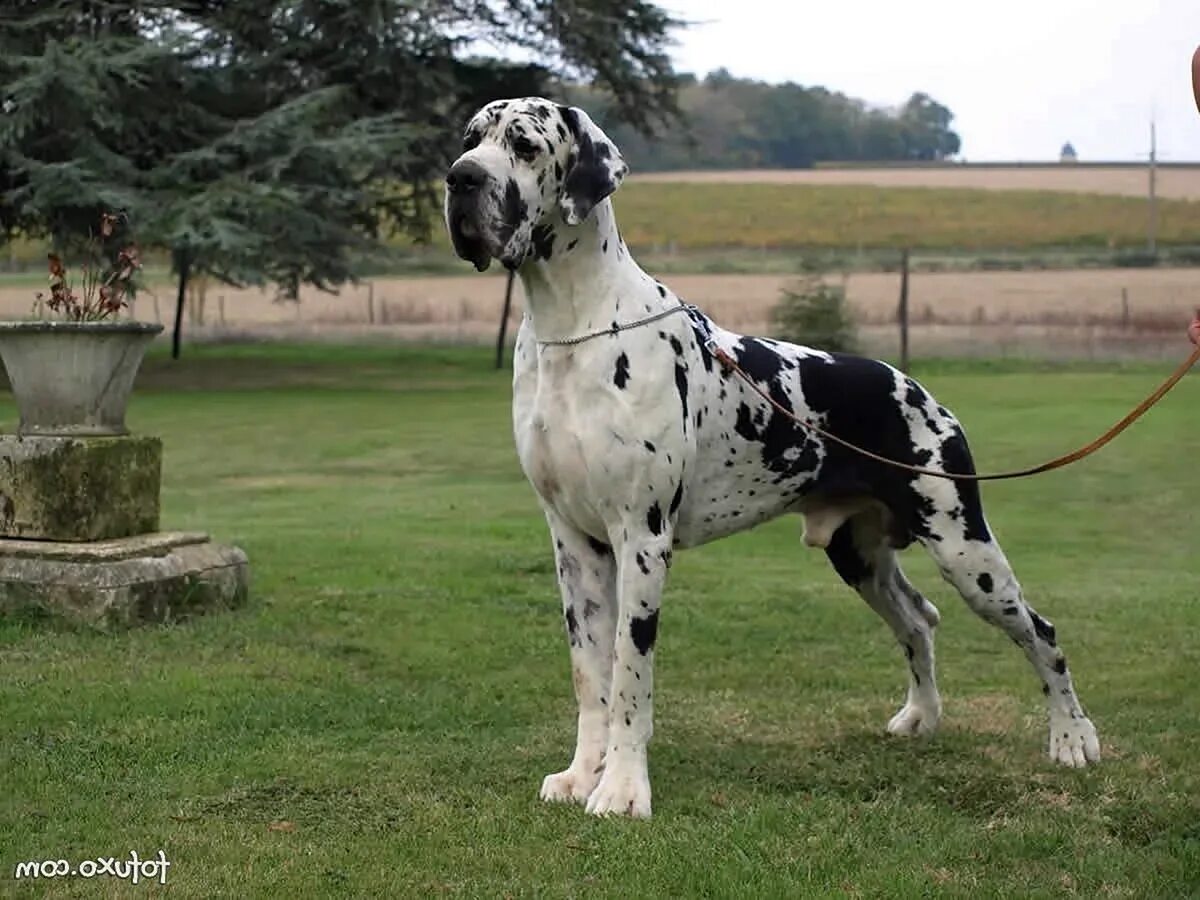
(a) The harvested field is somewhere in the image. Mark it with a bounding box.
[1,267,1190,361]
[613,183,1200,252]
[632,165,1200,201]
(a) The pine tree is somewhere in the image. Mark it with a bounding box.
[1,1,681,354]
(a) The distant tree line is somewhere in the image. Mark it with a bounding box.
[571,69,962,170]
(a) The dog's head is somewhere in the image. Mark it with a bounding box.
[444,98,628,272]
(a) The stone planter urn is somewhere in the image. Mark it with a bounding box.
[0,318,249,629]
[0,320,163,436]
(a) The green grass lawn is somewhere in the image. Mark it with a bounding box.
[1,345,1198,898]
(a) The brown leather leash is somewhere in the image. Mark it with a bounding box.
[704,309,1200,483]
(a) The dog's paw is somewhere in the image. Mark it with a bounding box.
[887,699,941,736]
[539,764,602,805]
[1049,714,1100,768]
[584,758,651,818]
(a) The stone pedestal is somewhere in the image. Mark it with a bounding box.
[0,434,160,540]
[0,532,249,629]
[0,429,249,629]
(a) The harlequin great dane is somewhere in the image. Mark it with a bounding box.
[444,98,1100,818]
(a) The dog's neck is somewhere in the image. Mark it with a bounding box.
[517,200,668,343]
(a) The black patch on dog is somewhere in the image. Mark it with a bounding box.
[531,223,555,261]
[734,403,758,443]
[734,337,784,383]
[497,178,526,248]
[565,605,581,647]
[669,481,683,516]
[586,535,611,556]
[674,364,689,430]
[977,572,994,593]
[1030,611,1057,646]
[794,354,947,545]
[904,642,921,685]
[904,379,926,412]
[630,611,659,655]
[728,340,823,485]
[635,551,650,575]
[643,440,656,453]
[657,284,667,298]
[825,522,872,587]
[1053,656,1067,675]
[559,106,619,222]
[647,502,663,536]
[614,352,630,389]
[940,426,991,543]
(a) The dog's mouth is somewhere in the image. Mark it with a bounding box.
[448,210,493,273]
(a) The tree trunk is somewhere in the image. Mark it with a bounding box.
[897,248,910,373]
[495,270,516,369]
[172,249,190,360]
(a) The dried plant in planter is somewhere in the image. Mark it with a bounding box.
[37,213,141,322]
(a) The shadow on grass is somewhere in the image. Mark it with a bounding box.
[660,723,1200,852]
[662,725,1026,818]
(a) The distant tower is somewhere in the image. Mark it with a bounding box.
[1059,142,1078,163]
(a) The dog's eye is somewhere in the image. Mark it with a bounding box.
[462,131,481,152]
[512,136,539,159]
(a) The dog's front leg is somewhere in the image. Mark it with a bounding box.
[540,513,617,805]
[584,530,670,819]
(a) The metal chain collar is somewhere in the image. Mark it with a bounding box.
[536,303,695,347]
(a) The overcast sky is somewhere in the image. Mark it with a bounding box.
[660,0,1200,162]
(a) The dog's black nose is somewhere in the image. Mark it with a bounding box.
[446,159,489,195]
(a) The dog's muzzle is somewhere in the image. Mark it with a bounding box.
[445,159,494,273]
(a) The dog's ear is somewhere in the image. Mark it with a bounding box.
[557,106,629,226]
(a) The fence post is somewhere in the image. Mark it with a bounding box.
[897,248,910,373]
[171,249,190,360]
[496,270,516,369]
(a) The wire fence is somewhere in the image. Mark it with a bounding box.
[0,258,1194,361]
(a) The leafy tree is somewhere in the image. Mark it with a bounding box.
[897,92,961,161]
[1,1,682,354]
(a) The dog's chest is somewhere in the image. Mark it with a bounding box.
[512,342,644,537]
[517,395,591,507]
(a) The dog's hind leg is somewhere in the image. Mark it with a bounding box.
[539,512,618,804]
[919,516,1100,767]
[908,425,1100,767]
[823,509,943,736]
